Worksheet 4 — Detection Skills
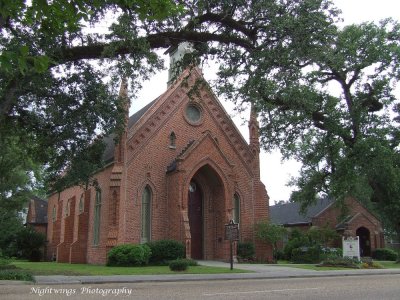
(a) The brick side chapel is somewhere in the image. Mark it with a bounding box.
[46,64,272,264]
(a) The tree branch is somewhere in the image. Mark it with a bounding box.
[52,31,255,65]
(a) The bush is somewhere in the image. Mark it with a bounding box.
[169,259,189,271]
[320,247,342,261]
[0,257,17,270]
[237,242,255,260]
[291,246,320,263]
[318,257,360,268]
[146,240,185,265]
[16,227,46,261]
[107,244,151,266]
[275,249,285,261]
[284,235,310,260]
[0,270,34,281]
[372,248,398,261]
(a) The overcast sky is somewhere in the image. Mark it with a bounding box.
[131,0,400,205]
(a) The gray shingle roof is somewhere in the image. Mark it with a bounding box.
[102,99,157,163]
[270,198,335,225]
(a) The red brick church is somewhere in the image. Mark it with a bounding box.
[46,48,271,264]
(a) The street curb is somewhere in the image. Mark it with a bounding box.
[30,270,400,285]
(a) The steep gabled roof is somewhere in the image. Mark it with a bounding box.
[102,99,158,163]
[270,198,335,226]
[27,196,48,224]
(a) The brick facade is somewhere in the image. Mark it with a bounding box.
[46,68,272,264]
[271,197,384,256]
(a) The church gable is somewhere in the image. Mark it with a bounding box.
[125,67,256,171]
[167,130,235,175]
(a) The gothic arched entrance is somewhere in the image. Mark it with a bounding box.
[187,164,227,260]
[188,180,203,259]
[356,227,371,257]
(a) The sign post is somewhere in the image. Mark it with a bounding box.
[225,220,239,270]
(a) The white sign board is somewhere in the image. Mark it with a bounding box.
[342,236,360,261]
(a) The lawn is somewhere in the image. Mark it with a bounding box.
[276,260,400,271]
[12,261,251,276]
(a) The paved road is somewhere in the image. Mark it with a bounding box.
[1,274,400,300]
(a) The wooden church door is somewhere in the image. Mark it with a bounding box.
[188,181,203,259]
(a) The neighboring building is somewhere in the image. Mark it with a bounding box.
[26,196,48,236]
[46,60,271,264]
[270,197,385,257]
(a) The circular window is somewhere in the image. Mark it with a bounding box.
[185,104,202,124]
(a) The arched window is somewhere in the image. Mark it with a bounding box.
[79,194,84,214]
[52,205,56,222]
[141,185,152,243]
[233,193,240,224]
[93,189,102,245]
[169,132,176,148]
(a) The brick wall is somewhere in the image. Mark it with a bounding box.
[46,69,272,264]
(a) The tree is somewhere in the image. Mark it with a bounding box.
[307,226,339,248]
[255,221,287,263]
[218,18,400,242]
[0,0,340,200]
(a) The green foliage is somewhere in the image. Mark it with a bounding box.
[0,269,34,281]
[0,255,13,270]
[146,240,185,265]
[237,242,255,260]
[283,232,310,261]
[255,221,287,262]
[361,261,384,269]
[307,226,339,247]
[168,259,189,272]
[320,247,342,259]
[16,227,46,261]
[318,257,360,268]
[291,246,321,264]
[106,244,151,267]
[372,248,398,261]
[0,0,342,199]
[178,258,198,266]
[0,210,25,257]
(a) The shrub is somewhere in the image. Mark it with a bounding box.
[291,246,320,263]
[283,235,310,260]
[320,247,342,261]
[0,257,17,270]
[0,270,34,281]
[146,240,185,265]
[275,249,285,261]
[16,227,46,261]
[319,257,360,268]
[237,242,255,260]
[169,259,189,271]
[107,244,151,266]
[372,248,398,261]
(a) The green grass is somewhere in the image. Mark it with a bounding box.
[375,261,400,269]
[276,260,400,271]
[12,261,250,276]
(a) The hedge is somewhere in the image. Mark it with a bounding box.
[169,259,189,271]
[372,248,398,261]
[291,246,320,263]
[107,244,151,266]
[237,242,255,260]
[146,240,185,265]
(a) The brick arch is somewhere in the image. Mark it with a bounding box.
[182,157,231,209]
[182,159,233,260]
[137,178,158,206]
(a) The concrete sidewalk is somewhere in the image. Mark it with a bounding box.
[28,261,400,285]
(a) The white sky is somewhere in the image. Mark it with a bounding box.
[131,0,400,205]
